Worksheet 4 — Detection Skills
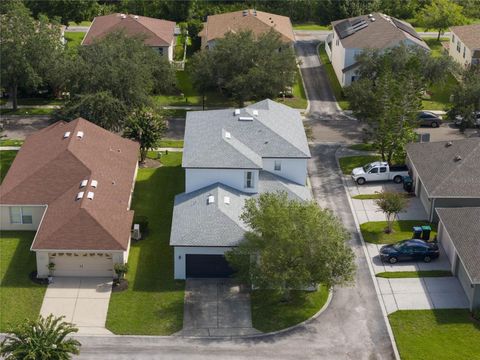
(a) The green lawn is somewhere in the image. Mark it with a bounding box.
[276,69,308,109]
[390,310,480,360]
[158,140,184,148]
[16,98,63,106]
[360,220,437,244]
[106,152,185,335]
[251,286,329,332]
[0,108,54,115]
[0,139,23,146]
[376,271,451,278]
[338,155,382,175]
[0,231,47,332]
[424,37,449,58]
[318,46,350,110]
[1,151,17,183]
[422,72,457,111]
[67,21,92,27]
[348,143,376,152]
[64,31,85,50]
[293,23,331,30]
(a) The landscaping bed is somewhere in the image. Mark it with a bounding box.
[251,285,329,333]
[360,220,437,244]
[389,309,480,360]
[0,231,47,332]
[106,152,185,335]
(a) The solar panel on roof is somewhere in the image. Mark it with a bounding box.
[334,18,368,39]
[392,18,422,41]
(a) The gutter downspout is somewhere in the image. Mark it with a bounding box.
[429,198,436,223]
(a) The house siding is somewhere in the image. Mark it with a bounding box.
[448,31,474,67]
[185,168,259,194]
[262,158,307,185]
[0,205,46,231]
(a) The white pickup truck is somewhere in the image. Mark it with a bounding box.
[351,161,409,185]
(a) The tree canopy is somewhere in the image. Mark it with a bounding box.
[374,191,408,233]
[226,192,356,298]
[190,30,297,106]
[448,64,480,130]
[415,0,467,40]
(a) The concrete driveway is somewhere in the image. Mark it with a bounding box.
[181,279,259,337]
[40,277,113,335]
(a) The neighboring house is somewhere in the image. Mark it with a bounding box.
[0,118,139,278]
[406,139,480,222]
[198,9,295,49]
[82,13,176,61]
[170,99,311,279]
[327,13,429,87]
[436,207,480,311]
[448,24,480,67]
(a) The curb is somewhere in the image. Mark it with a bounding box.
[335,147,401,360]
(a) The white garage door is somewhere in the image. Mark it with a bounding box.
[456,259,474,304]
[49,253,113,277]
[418,181,431,218]
[439,226,456,267]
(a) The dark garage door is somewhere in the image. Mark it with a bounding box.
[186,254,234,278]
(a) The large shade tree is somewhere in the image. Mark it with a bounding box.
[415,0,467,40]
[0,315,81,360]
[0,0,65,109]
[448,64,480,130]
[226,192,356,300]
[190,30,297,107]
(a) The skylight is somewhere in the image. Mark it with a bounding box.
[224,196,230,205]
[76,131,84,139]
[63,132,71,139]
[234,109,241,115]
[91,180,98,188]
[80,179,88,188]
[225,131,231,139]
[207,195,215,204]
[87,191,94,200]
[76,192,84,200]
[239,116,254,121]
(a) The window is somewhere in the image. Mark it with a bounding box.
[457,41,461,53]
[274,160,281,171]
[157,47,164,55]
[380,167,387,173]
[369,168,378,174]
[244,171,254,188]
[9,207,33,224]
[351,76,358,83]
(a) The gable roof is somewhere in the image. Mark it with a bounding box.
[0,118,139,251]
[450,24,480,51]
[198,9,295,44]
[170,171,312,247]
[332,13,429,50]
[182,100,311,169]
[406,139,480,198]
[82,13,175,46]
[437,207,480,284]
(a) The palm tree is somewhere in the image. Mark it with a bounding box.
[0,315,81,360]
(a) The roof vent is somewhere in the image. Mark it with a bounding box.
[225,131,231,139]
[234,109,241,116]
[91,179,98,188]
[454,155,462,162]
[239,116,254,121]
[446,141,453,147]
[120,13,126,19]
[134,15,139,19]
[76,191,84,200]
[63,131,71,139]
[207,195,215,204]
[252,9,257,16]
[80,179,88,188]
[76,131,84,139]
[87,191,94,200]
[370,17,376,22]
[224,196,230,205]
[368,14,373,18]
[242,10,248,16]
[252,109,259,116]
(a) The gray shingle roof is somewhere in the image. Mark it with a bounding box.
[406,139,480,198]
[436,207,480,284]
[170,171,312,247]
[182,99,311,169]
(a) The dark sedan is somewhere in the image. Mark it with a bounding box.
[379,239,439,264]
[417,111,442,128]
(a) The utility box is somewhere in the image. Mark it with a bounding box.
[132,224,141,240]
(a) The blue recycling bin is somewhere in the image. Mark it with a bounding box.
[412,226,422,239]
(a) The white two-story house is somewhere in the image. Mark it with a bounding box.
[449,24,480,67]
[170,100,311,279]
[326,13,429,87]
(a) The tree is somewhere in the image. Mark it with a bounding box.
[114,263,129,284]
[0,1,64,109]
[68,31,175,109]
[226,192,356,300]
[124,108,167,163]
[190,30,297,107]
[448,64,480,130]
[374,191,408,233]
[0,314,81,360]
[416,0,467,40]
[54,92,129,131]
[23,0,98,25]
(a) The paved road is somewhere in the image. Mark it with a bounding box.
[0,115,55,139]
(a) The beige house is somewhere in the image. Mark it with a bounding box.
[448,24,480,67]
[198,9,295,49]
[327,13,429,87]
[82,13,176,61]
[0,118,139,278]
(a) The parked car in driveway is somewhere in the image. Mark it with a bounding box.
[379,239,439,264]
[453,111,480,128]
[351,161,409,185]
[417,111,442,128]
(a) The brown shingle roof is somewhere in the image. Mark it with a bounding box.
[199,9,295,44]
[82,13,175,46]
[332,13,429,50]
[0,118,139,251]
[450,24,480,51]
